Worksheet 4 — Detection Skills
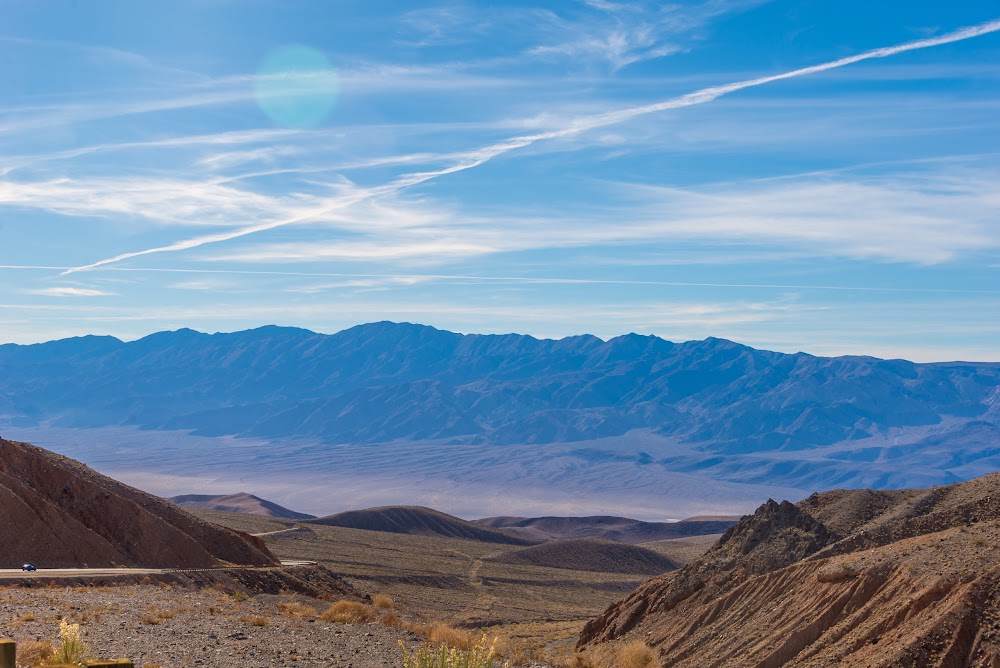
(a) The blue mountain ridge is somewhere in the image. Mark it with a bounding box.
[1,322,998,491]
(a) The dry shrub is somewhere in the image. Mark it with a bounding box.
[16,639,54,667]
[379,609,404,628]
[319,599,376,624]
[372,593,395,610]
[425,622,479,650]
[277,601,316,619]
[140,612,160,625]
[616,640,655,668]
[239,615,269,627]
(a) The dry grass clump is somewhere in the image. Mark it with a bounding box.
[319,599,377,624]
[424,622,480,651]
[239,615,270,627]
[15,639,55,667]
[616,640,656,668]
[20,620,92,666]
[277,600,317,619]
[154,607,177,620]
[372,593,395,610]
[379,609,405,628]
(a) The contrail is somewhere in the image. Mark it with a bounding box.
[62,18,1000,275]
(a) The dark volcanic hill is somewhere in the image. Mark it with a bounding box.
[305,506,535,545]
[1,322,999,491]
[578,471,1000,666]
[0,438,277,569]
[474,515,737,544]
[488,538,681,575]
[169,492,315,520]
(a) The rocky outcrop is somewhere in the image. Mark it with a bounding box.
[578,472,1000,666]
[0,438,277,568]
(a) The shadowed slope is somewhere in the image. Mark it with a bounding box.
[0,438,277,569]
[488,538,681,575]
[169,492,315,519]
[305,506,535,545]
[475,515,737,544]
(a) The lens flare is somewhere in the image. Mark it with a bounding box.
[254,44,338,128]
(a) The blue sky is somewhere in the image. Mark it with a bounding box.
[1,0,999,361]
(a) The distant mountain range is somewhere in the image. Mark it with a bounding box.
[1,321,999,494]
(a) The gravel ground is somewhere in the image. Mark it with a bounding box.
[0,585,427,668]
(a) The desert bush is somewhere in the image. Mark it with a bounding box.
[277,601,316,619]
[425,622,478,651]
[239,615,269,627]
[616,640,655,668]
[373,593,396,610]
[51,619,90,665]
[15,639,54,667]
[319,599,376,624]
[400,634,508,668]
[380,610,404,628]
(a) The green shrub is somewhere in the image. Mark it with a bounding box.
[400,634,508,668]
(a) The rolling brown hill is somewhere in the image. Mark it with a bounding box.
[0,438,277,569]
[168,492,315,519]
[475,515,737,544]
[305,505,535,545]
[578,471,1000,666]
[488,538,681,575]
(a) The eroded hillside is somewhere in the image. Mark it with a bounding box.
[0,438,277,568]
[579,472,1000,666]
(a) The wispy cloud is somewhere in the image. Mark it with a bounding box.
[23,287,115,297]
[55,17,1000,275]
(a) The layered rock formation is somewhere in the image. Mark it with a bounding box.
[0,438,277,568]
[579,472,1000,666]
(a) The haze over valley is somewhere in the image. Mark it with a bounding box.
[2,321,999,518]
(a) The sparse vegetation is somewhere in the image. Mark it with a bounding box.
[373,592,396,609]
[276,600,316,619]
[319,599,377,624]
[616,640,655,668]
[239,615,270,626]
[15,639,55,668]
[400,634,508,668]
[140,612,161,625]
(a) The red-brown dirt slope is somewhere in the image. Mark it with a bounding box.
[0,438,277,568]
[579,472,1000,667]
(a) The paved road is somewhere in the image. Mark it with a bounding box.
[0,560,316,579]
